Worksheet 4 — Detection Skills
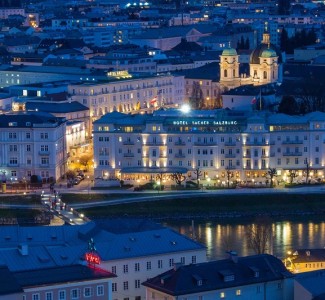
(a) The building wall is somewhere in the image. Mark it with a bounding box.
[68,74,184,122]
[101,249,207,300]
[23,278,112,300]
[93,112,325,185]
[145,279,290,300]
[0,121,67,182]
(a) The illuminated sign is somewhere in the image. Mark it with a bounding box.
[85,252,101,265]
[172,120,238,126]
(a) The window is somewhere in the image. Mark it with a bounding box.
[41,145,49,152]
[257,286,261,293]
[84,287,92,297]
[220,292,225,298]
[71,289,80,299]
[9,132,17,139]
[315,157,319,165]
[192,256,197,264]
[236,289,241,296]
[135,279,141,289]
[112,283,117,292]
[181,257,185,264]
[26,144,31,151]
[135,262,140,272]
[123,264,128,273]
[26,132,31,139]
[59,290,66,300]
[9,157,18,165]
[147,261,151,270]
[169,258,174,267]
[123,281,129,290]
[97,285,104,296]
[158,259,163,269]
[32,294,40,300]
[41,157,49,165]
[45,292,53,300]
[40,132,48,139]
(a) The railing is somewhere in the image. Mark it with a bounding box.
[283,152,303,156]
[123,141,134,145]
[282,140,303,145]
[224,142,236,146]
[39,151,50,155]
[225,154,236,158]
[124,153,135,157]
[174,141,186,146]
[194,142,217,146]
[175,153,185,158]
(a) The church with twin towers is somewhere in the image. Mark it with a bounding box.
[219,31,282,90]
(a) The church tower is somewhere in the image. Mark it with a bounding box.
[219,47,240,89]
[249,31,280,86]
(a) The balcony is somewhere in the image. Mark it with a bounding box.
[175,153,185,158]
[283,152,303,156]
[244,141,269,146]
[225,154,236,158]
[39,150,50,155]
[123,141,134,145]
[144,142,165,146]
[124,153,134,157]
[7,163,19,167]
[194,142,217,146]
[174,141,186,146]
[224,142,236,146]
[39,164,49,168]
[282,140,303,145]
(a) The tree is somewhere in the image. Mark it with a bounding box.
[193,167,202,186]
[278,0,290,15]
[66,170,76,180]
[244,37,250,49]
[170,172,186,186]
[226,166,234,188]
[246,216,273,255]
[278,95,299,115]
[189,81,204,109]
[304,159,311,184]
[79,154,92,171]
[288,170,298,184]
[267,168,277,188]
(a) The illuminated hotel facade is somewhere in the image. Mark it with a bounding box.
[93,109,325,185]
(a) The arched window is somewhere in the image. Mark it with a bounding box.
[224,70,227,78]
[263,71,267,79]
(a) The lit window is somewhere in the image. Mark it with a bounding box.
[220,292,225,298]
[236,289,241,295]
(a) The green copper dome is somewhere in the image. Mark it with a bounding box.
[222,48,237,56]
[260,48,277,58]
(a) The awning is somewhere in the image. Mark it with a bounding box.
[120,167,188,174]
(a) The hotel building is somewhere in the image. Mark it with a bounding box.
[93,109,325,185]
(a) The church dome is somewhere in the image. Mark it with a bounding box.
[222,47,237,56]
[250,42,281,64]
[260,48,277,58]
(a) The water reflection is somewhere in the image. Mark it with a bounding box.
[163,219,325,260]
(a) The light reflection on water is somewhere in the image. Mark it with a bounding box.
[163,219,325,260]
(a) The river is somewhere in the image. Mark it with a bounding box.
[163,217,325,261]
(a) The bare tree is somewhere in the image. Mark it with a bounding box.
[304,159,311,184]
[288,170,298,184]
[267,168,277,188]
[170,172,186,186]
[193,167,202,186]
[226,166,234,188]
[189,81,204,109]
[246,216,273,255]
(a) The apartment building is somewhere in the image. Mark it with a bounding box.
[0,111,67,182]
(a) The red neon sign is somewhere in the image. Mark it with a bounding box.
[85,252,101,265]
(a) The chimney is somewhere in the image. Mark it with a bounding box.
[18,244,28,256]
[227,251,238,263]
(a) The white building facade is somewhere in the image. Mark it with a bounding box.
[93,109,325,185]
[68,71,185,122]
[0,111,67,183]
